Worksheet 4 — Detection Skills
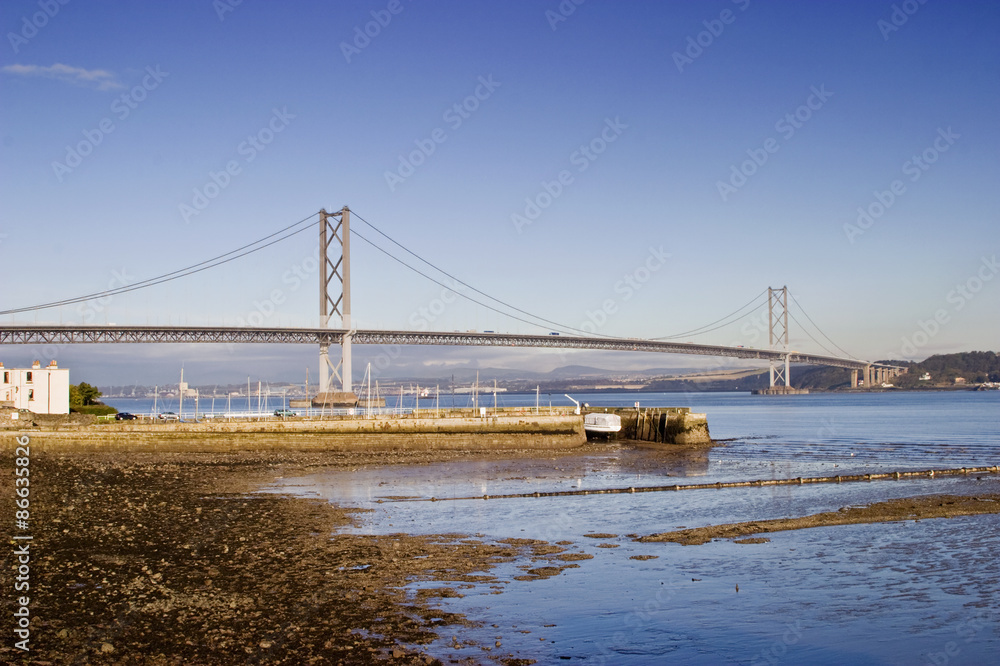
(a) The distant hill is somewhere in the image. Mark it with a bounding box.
[97,352,998,395]
[787,365,855,390]
[891,351,999,388]
[644,352,998,392]
[646,365,853,392]
[371,364,704,383]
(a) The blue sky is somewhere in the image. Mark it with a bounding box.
[1,0,998,385]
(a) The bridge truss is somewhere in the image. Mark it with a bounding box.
[0,325,895,372]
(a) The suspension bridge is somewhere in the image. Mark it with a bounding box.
[0,207,904,394]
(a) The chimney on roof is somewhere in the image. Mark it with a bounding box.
[32,360,41,369]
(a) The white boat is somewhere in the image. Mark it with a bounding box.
[584,412,621,435]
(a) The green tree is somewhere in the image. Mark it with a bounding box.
[70,382,102,406]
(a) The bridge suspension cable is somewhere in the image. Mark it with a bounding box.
[650,289,769,341]
[787,290,858,360]
[0,213,319,317]
[2,203,860,365]
[350,210,620,338]
[350,226,598,337]
[785,309,839,358]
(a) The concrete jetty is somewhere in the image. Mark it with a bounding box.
[3,404,714,450]
[586,407,711,445]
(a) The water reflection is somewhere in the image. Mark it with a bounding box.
[264,392,1000,664]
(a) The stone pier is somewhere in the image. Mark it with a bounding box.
[588,407,711,446]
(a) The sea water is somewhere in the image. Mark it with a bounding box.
[267,391,999,664]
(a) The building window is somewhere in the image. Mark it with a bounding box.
[26,372,33,383]
[2,371,8,383]
[28,389,34,401]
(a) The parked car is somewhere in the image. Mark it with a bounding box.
[158,412,179,421]
[274,409,296,418]
[115,412,139,421]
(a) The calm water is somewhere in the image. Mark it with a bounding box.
[103,394,295,417]
[269,391,999,664]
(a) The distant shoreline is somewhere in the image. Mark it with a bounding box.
[488,386,995,395]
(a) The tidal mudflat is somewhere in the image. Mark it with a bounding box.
[270,436,1000,665]
[5,389,999,663]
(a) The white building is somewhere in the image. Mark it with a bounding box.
[0,360,70,414]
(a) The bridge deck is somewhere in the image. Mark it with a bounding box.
[0,325,893,370]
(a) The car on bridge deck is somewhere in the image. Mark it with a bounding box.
[157,411,179,421]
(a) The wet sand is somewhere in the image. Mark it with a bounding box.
[638,494,1000,545]
[0,447,605,665]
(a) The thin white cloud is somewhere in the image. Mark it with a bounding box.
[2,63,124,91]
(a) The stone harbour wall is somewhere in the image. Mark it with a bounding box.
[0,414,587,452]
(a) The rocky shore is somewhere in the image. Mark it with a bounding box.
[0,447,600,665]
[5,441,996,664]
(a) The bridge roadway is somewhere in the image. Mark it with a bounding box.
[0,325,887,370]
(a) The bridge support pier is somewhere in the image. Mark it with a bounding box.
[768,287,791,389]
[319,207,354,399]
[862,364,882,388]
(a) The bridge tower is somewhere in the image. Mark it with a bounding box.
[319,207,353,395]
[768,286,791,389]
